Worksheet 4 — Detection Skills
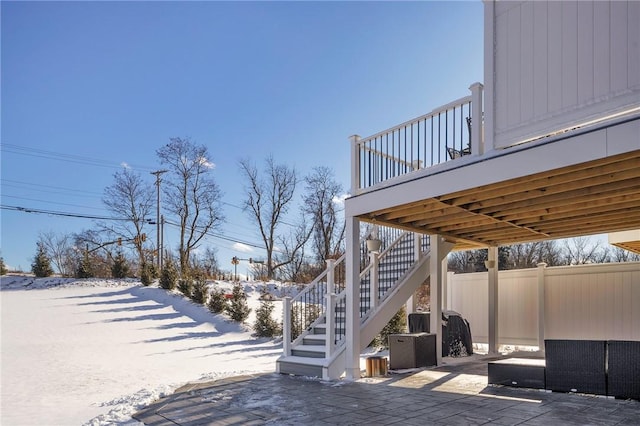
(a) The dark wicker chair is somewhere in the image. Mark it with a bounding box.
[607,340,640,400]
[544,339,607,395]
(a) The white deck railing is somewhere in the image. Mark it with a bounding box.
[350,82,483,195]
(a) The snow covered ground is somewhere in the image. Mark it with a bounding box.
[0,276,298,425]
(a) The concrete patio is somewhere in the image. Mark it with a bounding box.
[133,355,640,425]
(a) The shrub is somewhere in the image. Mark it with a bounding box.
[159,259,178,290]
[253,297,281,337]
[32,242,54,278]
[369,306,407,349]
[225,282,251,322]
[140,262,154,286]
[178,277,193,297]
[0,257,7,275]
[191,277,209,305]
[76,251,94,279]
[207,287,228,314]
[111,251,129,278]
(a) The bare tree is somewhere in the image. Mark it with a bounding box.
[38,231,75,276]
[239,156,302,279]
[157,137,224,274]
[609,246,640,262]
[506,240,562,269]
[101,167,154,266]
[562,236,609,265]
[303,166,346,262]
[201,246,220,278]
[276,217,313,282]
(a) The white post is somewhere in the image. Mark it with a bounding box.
[369,251,379,310]
[441,256,449,310]
[537,262,547,355]
[326,259,336,296]
[345,215,361,380]
[430,236,443,365]
[483,0,495,153]
[469,82,484,156]
[325,259,336,356]
[349,135,361,196]
[430,236,454,365]
[487,246,499,355]
[283,296,292,356]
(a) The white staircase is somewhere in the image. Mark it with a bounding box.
[276,226,431,379]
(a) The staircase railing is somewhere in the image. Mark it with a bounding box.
[282,224,430,359]
[282,227,373,357]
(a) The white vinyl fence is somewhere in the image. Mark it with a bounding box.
[446,262,640,347]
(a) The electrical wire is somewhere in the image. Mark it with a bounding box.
[0,204,131,221]
[1,179,103,197]
[0,143,157,172]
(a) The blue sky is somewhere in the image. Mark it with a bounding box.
[1,1,484,273]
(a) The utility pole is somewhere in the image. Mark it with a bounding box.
[160,215,165,271]
[151,170,168,271]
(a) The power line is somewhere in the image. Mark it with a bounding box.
[2,203,270,253]
[0,143,157,172]
[1,204,131,221]
[163,219,268,252]
[1,195,105,211]
[0,179,103,196]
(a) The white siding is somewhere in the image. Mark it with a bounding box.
[488,0,640,149]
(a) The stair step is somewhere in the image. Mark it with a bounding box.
[311,323,326,335]
[277,356,324,378]
[303,335,325,345]
[291,345,326,358]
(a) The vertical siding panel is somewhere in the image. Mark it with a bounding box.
[547,1,563,114]
[633,271,640,341]
[520,1,534,124]
[533,1,548,119]
[507,6,521,128]
[604,272,616,338]
[577,1,594,105]
[495,11,509,134]
[610,1,628,93]
[592,274,603,339]
[618,273,627,340]
[628,0,640,88]
[561,1,578,109]
[615,272,626,339]
[593,1,610,99]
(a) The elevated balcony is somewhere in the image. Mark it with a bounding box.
[346,83,640,251]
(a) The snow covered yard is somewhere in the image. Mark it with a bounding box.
[0,276,289,425]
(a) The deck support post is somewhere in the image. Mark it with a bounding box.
[488,246,499,355]
[430,235,454,365]
[345,215,361,380]
[537,262,547,355]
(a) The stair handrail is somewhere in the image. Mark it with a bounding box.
[283,227,374,356]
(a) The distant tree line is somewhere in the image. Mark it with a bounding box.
[28,137,347,282]
[447,236,639,274]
